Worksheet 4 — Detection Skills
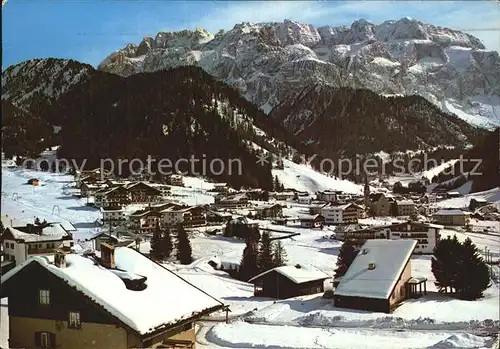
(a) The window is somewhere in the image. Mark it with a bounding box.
[10,243,14,249]
[35,331,54,348]
[39,289,50,305]
[68,311,81,328]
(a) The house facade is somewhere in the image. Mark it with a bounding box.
[316,191,340,202]
[1,246,224,349]
[255,204,283,219]
[396,200,417,217]
[0,224,73,268]
[248,264,329,299]
[433,210,471,226]
[341,221,442,254]
[100,208,126,227]
[334,239,423,313]
[128,211,163,234]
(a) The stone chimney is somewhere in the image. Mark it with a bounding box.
[54,250,67,268]
[100,242,116,269]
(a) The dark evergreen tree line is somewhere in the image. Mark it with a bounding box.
[432,235,491,300]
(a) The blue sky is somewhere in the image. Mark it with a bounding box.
[3,0,499,68]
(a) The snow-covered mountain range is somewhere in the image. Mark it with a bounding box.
[98,18,500,129]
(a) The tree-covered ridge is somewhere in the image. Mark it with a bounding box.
[271,84,485,158]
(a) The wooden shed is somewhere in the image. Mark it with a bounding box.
[248,264,329,299]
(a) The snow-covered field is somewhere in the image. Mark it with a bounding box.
[436,187,500,208]
[1,168,499,349]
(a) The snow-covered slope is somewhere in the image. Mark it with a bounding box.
[98,18,500,129]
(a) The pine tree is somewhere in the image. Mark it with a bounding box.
[239,239,259,281]
[176,224,193,265]
[272,240,288,267]
[334,241,359,279]
[150,222,165,261]
[432,236,455,293]
[455,238,491,299]
[162,226,174,259]
[258,232,275,272]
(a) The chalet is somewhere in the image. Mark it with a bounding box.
[163,206,206,228]
[126,182,162,204]
[255,204,283,219]
[100,186,132,208]
[469,198,489,211]
[298,214,324,228]
[1,245,224,349]
[169,174,184,187]
[100,207,126,227]
[214,193,249,209]
[418,204,440,217]
[316,190,340,202]
[248,264,329,299]
[369,193,391,216]
[395,200,417,217]
[333,224,365,241]
[421,194,437,205]
[146,183,171,197]
[80,182,103,198]
[334,239,424,313]
[446,191,462,199]
[27,178,40,186]
[0,223,73,269]
[206,210,233,223]
[86,232,139,252]
[322,203,364,225]
[341,221,442,254]
[297,194,313,205]
[128,210,163,234]
[433,209,471,226]
[270,191,295,201]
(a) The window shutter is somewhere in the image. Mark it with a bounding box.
[34,332,41,347]
[50,333,56,347]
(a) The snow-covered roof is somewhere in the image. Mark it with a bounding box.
[248,264,329,284]
[396,200,415,206]
[434,209,470,216]
[3,224,71,242]
[1,247,224,335]
[334,239,417,299]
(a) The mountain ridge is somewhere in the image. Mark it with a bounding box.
[97,17,500,129]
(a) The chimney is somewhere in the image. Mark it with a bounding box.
[368,263,376,270]
[54,250,67,268]
[100,242,116,269]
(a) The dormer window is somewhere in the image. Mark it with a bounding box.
[39,289,50,305]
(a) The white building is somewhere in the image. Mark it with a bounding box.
[0,224,73,267]
[316,190,340,202]
[321,205,346,224]
[100,207,126,227]
[340,221,442,254]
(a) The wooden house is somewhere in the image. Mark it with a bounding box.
[298,214,324,228]
[248,264,329,299]
[126,182,162,204]
[432,209,471,226]
[334,239,425,313]
[255,204,283,219]
[128,210,163,234]
[369,193,391,216]
[1,246,224,349]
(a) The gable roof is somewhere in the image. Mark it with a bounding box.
[248,264,329,284]
[434,209,471,216]
[1,247,224,336]
[334,239,417,299]
[1,224,72,243]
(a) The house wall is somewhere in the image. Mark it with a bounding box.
[371,196,390,216]
[9,316,128,349]
[257,272,325,299]
[135,324,196,348]
[389,259,412,309]
[2,240,26,264]
[334,295,389,313]
[322,208,343,225]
